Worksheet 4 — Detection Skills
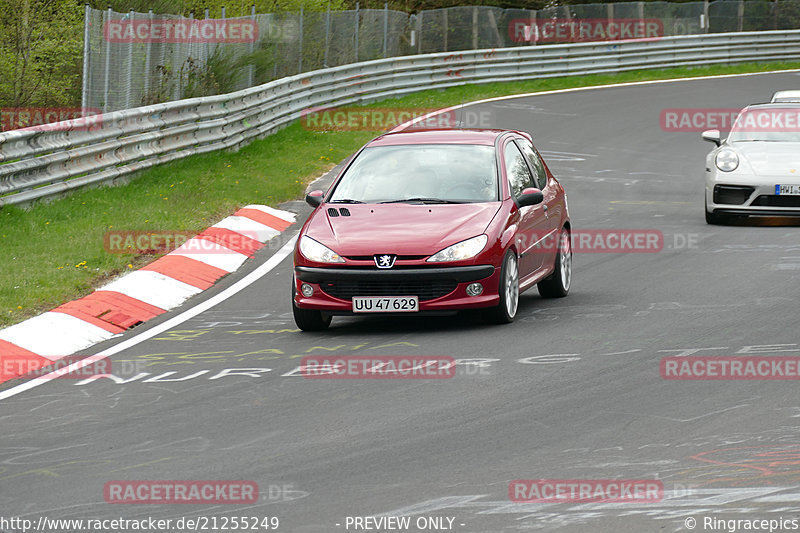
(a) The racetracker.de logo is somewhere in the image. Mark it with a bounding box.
[660,108,741,132]
[509,18,664,43]
[104,230,264,254]
[104,481,259,504]
[104,19,258,43]
[0,356,111,381]
[518,229,664,254]
[300,107,491,132]
[300,356,456,379]
[1,107,101,132]
[662,107,800,132]
[660,356,800,380]
[509,479,663,503]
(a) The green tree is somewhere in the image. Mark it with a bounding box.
[0,0,83,110]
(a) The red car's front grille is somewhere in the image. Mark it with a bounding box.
[343,255,428,261]
[319,279,458,301]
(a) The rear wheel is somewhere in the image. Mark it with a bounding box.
[483,250,519,324]
[292,285,332,331]
[538,228,571,298]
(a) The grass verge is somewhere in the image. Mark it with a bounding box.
[2,60,799,327]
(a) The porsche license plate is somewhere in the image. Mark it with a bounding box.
[775,184,800,195]
[352,296,419,313]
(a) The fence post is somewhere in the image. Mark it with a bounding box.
[563,5,573,40]
[201,8,209,79]
[354,2,359,63]
[124,9,134,110]
[443,9,448,52]
[103,6,112,113]
[249,5,256,86]
[324,5,330,67]
[143,9,153,100]
[418,10,423,53]
[773,0,778,30]
[737,0,744,31]
[383,2,389,58]
[703,0,709,32]
[81,4,90,115]
[298,7,304,74]
[472,7,478,49]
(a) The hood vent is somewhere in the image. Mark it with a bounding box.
[339,208,351,216]
[327,208,340,217]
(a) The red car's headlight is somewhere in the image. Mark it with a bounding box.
[299,236,345,263]
[427,235,488,262]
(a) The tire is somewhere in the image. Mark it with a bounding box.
[483,250,520,324]
[538,227,571,298]
[292,285,332,331]
[705,199,731,225]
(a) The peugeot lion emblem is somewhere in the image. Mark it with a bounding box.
[374,254,397,269]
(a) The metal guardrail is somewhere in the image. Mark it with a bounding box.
[3,30,800,207]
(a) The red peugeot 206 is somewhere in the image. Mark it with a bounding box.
[291,128,572,330]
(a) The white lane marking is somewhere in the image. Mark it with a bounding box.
[213,216,280,243]
[0,235,298,402]
[100,270,202,310]
[0,312,115,360]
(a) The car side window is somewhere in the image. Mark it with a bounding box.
[515,139,547,189]
[503,141,534,198]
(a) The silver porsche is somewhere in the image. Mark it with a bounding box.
[702,102,800,224]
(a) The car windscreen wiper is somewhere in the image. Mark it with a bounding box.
[379,197,465,204]
[329,199,365,203]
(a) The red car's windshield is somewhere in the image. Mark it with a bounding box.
[329,144,499,204]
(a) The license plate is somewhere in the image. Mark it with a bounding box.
[352,296,419,313]
[775,184,800,195]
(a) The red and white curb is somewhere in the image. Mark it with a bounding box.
[0,205,295,384]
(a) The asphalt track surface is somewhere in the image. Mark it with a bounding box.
[3,71,800,533]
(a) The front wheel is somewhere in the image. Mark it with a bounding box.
[538,228,571,298]
[292,285,332,331]
[483,250,519,324]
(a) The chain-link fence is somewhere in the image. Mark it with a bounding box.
[83,1,800,113]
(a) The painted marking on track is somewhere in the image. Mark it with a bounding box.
[7,71,800,399]
[610,200,692,205]
[153,330,210,341]
[378,486,800,523]
[0,236,298,402]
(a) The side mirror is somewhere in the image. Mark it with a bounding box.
[702,129,721,146]
[306,190,324,208]
[518,187,544,207]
